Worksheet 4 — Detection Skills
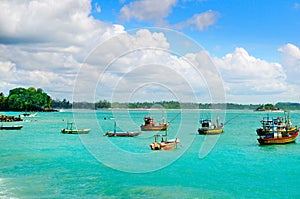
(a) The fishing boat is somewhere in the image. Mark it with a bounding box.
[198,118,223,135]
[256,113,299,145]
[140,114,169,131]
[19,113,38,122]
[104,121,141,137]
[104,131,141,137]
[0,125,23,130]
[149,131,180,150]
[61,122,90,134]
[20,113,38,118]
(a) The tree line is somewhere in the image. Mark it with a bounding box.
[2,87,300,111]
[0,87,53,111]
[55,101,300,110]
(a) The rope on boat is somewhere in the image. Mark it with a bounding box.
[223,113,244,126]
[169,112,181,123]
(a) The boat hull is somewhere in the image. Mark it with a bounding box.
[140,124,168,131]
[104,131,141,137]
[150,139,180,150]
[61,129,90,134]
[257,130,298,145]
[0,125,23,130]
[256,126,297,136]
[198,127,223,135]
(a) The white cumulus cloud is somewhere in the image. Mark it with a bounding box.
[0,0,125,99]
[214,48,288,101]
[278,43,300,83]
[120,0,177,25]
[187,10,220,30]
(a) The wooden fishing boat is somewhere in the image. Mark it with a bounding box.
[0,125,23,130]
[257,130,298,145]
[61,122,90,134]
[198,118,223,135]
[140,116,169,131]
[20,113,38,118]
[104,131,141,137]
[150,133,180,150]
[104,121,141,137]
[256,113,299,145]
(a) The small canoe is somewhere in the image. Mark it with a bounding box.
[0,125,23,130]
[61,128,90,134]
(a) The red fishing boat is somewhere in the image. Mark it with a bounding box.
[140,112,169,131]
[257,112,299,145]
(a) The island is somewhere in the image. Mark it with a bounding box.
[254,104,282,112]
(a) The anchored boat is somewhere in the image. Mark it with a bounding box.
[140,115,169,131]
[61,122,90,134]
[256,112,299,145]
[104,121,141,137]
[0,125,23,130]
[149,130,179,150]
[198,118,223,135]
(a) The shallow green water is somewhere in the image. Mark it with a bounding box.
[1,110,300,198]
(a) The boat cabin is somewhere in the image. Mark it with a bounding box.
[143,117,155,126]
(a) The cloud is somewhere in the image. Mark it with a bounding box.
[278,43,300,84]
[119,1,219,31]
[73,29,216,103]
[174,10,219,31]
[94,2,101,13]
[120,0,177,25]
[0,0,126,99]
[294,3,300,9]
[0,60,72,96]
[0,0,118,45]
[186,10,219,30]
[214,48,287,97]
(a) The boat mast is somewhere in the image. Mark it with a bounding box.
[114,121,116,133]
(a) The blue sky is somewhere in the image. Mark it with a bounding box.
[91,0,300,61]
[0,0,300,104]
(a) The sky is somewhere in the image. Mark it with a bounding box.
[0,0,300,104]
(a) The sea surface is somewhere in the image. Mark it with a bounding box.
[1,109,300,199]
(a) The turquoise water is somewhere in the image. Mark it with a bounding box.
[1,110,300,198]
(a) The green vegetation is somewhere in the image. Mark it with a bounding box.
[275,102,300,110]
[55,101,262,110]
[255,103,280,111]
[0,87,53,111]
[52,98,72,109]
[59,101,300,110]
[2,87,300,111]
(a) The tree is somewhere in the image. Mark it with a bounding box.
[5,87,53,111]
[0,92,6,110]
